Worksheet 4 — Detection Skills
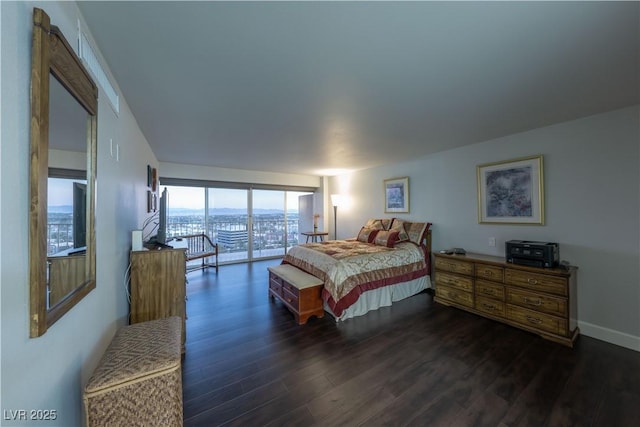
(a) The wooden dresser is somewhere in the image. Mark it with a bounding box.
[130,248,187,351]
[434,252,578,346]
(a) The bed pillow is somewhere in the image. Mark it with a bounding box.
[356,227,379,243]
[373,230,400,248]
[364,218,392,230]
[389,218,410,242]
[405,221,431,245]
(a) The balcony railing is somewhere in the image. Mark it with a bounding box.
[48,216,301,263]
[168,216,300,263]
[47,223,74,255]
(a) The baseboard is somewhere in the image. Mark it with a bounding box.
[578,320,640,352]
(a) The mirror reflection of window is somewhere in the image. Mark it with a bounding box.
[48,73,90,257]
[47,177,87,256]
[46,74,92,307]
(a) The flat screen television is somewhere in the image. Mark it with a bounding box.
[72,182,87,249]
[146,187,168,247]
[157,187,168,245]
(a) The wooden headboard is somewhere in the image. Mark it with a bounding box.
[421,228,433,275]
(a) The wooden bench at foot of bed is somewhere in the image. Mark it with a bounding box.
[268,264,324,324]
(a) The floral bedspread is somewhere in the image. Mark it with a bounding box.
[282,240,428,317]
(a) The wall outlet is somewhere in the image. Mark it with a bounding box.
[488,237,496,247]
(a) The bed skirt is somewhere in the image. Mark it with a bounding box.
[324,275,431,322]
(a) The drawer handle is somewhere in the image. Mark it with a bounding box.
[484,270,493,276]
[525,315,543,324]
[481,288,495,296]
[449,263,457,270]
[524,297,542,306]
[527,278,538,285]
[482,303,496,311]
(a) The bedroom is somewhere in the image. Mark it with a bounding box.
[1,1,639,426]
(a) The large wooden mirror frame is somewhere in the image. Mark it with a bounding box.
[30,8,97,337]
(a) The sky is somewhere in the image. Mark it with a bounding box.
[48,178,84,206]
[48,180,309,211]
[161,185,310,211]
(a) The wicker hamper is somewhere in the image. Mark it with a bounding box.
[83,316,183,427]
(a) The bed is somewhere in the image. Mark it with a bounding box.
[282,219,432,321]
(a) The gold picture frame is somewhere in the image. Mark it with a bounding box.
[477,155,544,224]
[384,177,409,213]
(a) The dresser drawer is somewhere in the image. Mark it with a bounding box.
[269,275,283,296]
[475,264,504,282]
[282,281,300,297]
[436,272,474,292]
[505,269,568,296]
[436,285,474,308]
[475,295,505,318]
[435,257,474,275]
[282,287,299,308]
[506,288,567,317]
[270,272,283,286]
[475,279,505,300]
[506,304,568,336]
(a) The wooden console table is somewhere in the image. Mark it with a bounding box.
[434,252,578,347]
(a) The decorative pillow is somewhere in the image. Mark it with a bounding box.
[389,218,410,242]
[373,230,400,248]
[356,227,379,243]
[405,222,431,245]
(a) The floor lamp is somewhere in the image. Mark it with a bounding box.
[331,194,342,240]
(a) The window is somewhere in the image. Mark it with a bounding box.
[159,183,313,264]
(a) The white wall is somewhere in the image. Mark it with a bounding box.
[160,162,321,188]
[329,106,640,351]
[1,2,159,425]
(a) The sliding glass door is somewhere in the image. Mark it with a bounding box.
[161,184,311,264]
[162,186,205,237]
[251,190,285,259]
[207,188,249,263]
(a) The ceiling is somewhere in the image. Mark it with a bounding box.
[77,1,639,177]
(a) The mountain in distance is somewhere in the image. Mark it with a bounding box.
[49,205,73,213]
[49,206,296,216]
[168,207,297,216]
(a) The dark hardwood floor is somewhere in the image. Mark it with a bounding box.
[182,259,640,427]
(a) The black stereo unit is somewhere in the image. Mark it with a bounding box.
[505,240,559,268]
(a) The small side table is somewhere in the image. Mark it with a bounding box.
[302,231,329,243]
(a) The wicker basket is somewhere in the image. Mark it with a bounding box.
[84,316,183,427]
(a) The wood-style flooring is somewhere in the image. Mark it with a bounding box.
[182,259,640,427]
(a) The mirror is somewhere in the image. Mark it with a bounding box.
[30,8,97,337]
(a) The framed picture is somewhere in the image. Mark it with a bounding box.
[477,155,544,224]
[384,177,409,213]
[151,167,157,192]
